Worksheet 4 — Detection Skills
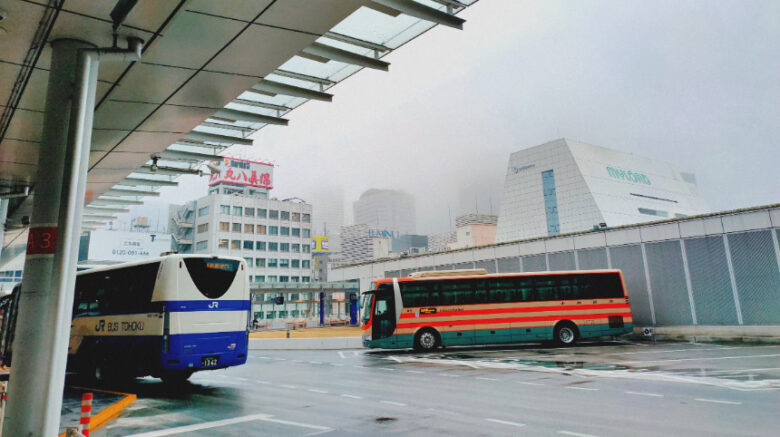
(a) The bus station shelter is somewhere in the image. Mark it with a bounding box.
[0,1,477,434]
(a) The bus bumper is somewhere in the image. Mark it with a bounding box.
[162,331,248,371]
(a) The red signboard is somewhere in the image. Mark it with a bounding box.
[208,157,273,189]
[27,226,58,255]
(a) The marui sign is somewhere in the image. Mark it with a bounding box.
[208,157,273,189]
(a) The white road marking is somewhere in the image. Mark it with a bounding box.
[255,380,270,385]
[438,373,461,377]
[405,370,424,374]
[485,418,525,427]
[124,413,330,436]
[516,381,544,386]
[337,351,346,359]
[309,361,322,364]
[387,355,403,363]
[558,430,601,437]
[341,394,363,399]
[258,356,272,360]
[308,388,328,394]
[695,398,742,405]
[625,391,664,397]
[476,377,498,381]
[426,408,461,416]
[566,386,599,391]
[379,367,396,371]
[380,400,407,406]
[616,347,737,356]
[280,384,298,389]
[292,359,302,363]
[274,357,287,361]
[621,353,780,365]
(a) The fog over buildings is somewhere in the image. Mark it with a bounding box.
[119,0,778,237]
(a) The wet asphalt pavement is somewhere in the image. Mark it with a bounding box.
[90,340,780,436]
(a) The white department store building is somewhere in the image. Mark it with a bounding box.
[495,138,710,242]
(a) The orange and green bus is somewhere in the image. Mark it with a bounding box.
[360,269,632,351]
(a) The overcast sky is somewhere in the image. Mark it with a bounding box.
[129,0,780,235]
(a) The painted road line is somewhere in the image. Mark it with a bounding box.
[438,373,461,377]
[625,391,664,397]
[308,389,328,394]
[406,370,424,374]
[280,384,298,389]
[566,386,599,391]
[516,381,544,386]
[292,359,302,363]
[426,408,461,417]
[309,361,323,364]
[338,351,346,359]
[379,367,396,371]
[341,394,363,399]
[125,413,331,437]
[485,418,525,427]
[476,377,498,381]
[621,353,780,365]
[380,400,407,407]
[274,357,287,361]
[255,380,270,385]
[257,356,272,360]
[559,430,601,437]
[695,398,742,405]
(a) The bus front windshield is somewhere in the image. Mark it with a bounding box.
[360,293,373,325]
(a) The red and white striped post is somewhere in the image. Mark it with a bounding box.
[79,392,93,437]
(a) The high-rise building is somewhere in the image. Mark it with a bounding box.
[170,157,313,283]
[496,138,710,242]
[353,189,416,235]
[339,224,399,264]
[310,185,345,253]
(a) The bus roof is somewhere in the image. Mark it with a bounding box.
[75,254,245,276]
[374,269,623,285]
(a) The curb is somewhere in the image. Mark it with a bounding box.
[249,336,363,350]
[59,386,137,437]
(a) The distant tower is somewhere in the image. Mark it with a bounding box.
[353,189,416,235]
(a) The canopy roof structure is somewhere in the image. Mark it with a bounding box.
[0,0,478,246]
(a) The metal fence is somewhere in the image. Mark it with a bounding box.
[335,206,780,328]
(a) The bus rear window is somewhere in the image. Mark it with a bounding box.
[183,258,240,299]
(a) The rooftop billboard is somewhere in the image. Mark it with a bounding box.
[208,157,274,189]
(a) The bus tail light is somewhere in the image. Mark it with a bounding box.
[179,261,182,268]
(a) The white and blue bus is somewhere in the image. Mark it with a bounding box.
[67,254,250,383]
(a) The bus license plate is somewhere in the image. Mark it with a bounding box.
[201,356,219,367]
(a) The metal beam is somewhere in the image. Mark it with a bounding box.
[200,121,255,134]
[91,197,144,206]
[102,188,160,197]
[273,69,335,86]
[84,206,129,214]
[121,177,178,187]
[231,98,291,113]
[135,165,203,176]
[302,42,389,71]
[371,0,465,29]
[81,220,107,226]
[184,130,253,146]
[251,80,333,102]
[82,213,117,220]
[213,108,289,126]
[324,32,391,53]
[158,148,221,162]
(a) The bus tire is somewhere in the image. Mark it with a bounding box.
[160,370,193,385]
[553,321,578,346]
[414,328,440,352]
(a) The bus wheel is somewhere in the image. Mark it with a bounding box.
[161,370,193,385]
[554,322,578,346]
[414,328,439,352]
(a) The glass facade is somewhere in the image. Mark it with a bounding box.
[541,169,560,235]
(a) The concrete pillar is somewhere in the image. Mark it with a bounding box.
[2,38,96,437]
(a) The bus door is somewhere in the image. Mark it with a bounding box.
[371,287,396,346]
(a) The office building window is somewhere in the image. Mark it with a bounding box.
[291,212,300,222]
[269,210,279,219]
[267,258,278,268]
[279,276,289,283]
[256,224,267,235]
[280,243,289,252]
[197,223,208,233]
[256,241,266,251]
[197,206,208,217]
[257,208,267,218]
[281,211,290,220]
[244,223,254,234]
[302,244,310,253]
[233,206,242,216]
[195,241,208,250]
[255,258,265,268]
[269,242,278,251]
[219,222,229,232]
[302,276,310,283]
[302,260,310,268]
[231,240,240,249]
[232,223,241,232]
[267,276,277,283]
[302,213,310,223]
[290,276,299,283]
[292,259,300,268]
[291,243,300,252]
[280,227,290,236]
[269,226,278,235]
[218,239,229,249]
[302,229,310,238]
[280,259,290,268]
[255,275,265,283]
[291,228,300,237]
[220,205,230,214]
[541,169,560,236]
[245,207,255,217]
[243,240,253,250]
[639,207,669,217]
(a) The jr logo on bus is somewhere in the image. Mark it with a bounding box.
[208,301,219,309]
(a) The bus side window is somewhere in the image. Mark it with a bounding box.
[473,280,488,303]
[535,276,560,301]
[517,279,535,302]
[375,299,388,315]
